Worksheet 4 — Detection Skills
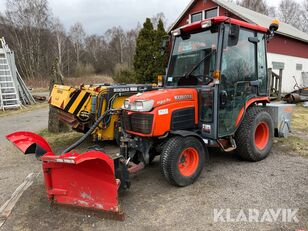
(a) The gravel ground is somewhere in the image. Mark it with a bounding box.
[0,106,307,230]
[1,142,307,231]
[0,107,48,205]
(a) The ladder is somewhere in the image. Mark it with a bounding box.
[0,38,21,110]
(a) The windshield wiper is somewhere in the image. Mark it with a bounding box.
[184,50,215,78]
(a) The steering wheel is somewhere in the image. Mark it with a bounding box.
[189,74,214,85]
[182,73,214,85]
[195,74,213,85]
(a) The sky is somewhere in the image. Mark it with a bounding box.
[0,0,298,35]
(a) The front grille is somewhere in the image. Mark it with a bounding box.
[123,112,132,131]
[123,112,153,134]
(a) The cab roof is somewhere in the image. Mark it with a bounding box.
[172,16,268,34]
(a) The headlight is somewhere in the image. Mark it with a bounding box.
[135,100,154,112]
[135,101,144,111]
[123,99,154,112]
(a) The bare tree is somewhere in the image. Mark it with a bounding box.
[237,0,275,16]
[301,0,308,32]
[52,17,66,72]
[278,0,301,29]
[105,26,126,64]
[0,2,165,81]
[151,12,167,29]
[69,22,85,64]
[85,35,103,64]
[48,58,68,133]
[123,29,138,67]
[3,0,52,79]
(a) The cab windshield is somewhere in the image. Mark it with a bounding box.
[166,29,218,86]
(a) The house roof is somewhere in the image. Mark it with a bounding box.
[170,0,308,44]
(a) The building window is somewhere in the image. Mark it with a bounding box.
[205,7,218,19]
[190,7,218,23]
[296,63,303,71]
[191,12,202,23]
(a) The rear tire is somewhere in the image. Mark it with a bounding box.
[160,136,205,186]
[235,106,273,161]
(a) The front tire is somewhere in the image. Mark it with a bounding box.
[160,136,205,186]
[235,106,273,161]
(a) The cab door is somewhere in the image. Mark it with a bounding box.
[218,26,260,137]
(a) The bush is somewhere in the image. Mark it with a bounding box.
[113,63,136,84]
[74,63,95,77]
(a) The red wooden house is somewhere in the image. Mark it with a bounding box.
[169,0,308,93]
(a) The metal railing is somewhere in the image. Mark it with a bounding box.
[268,68,283,100]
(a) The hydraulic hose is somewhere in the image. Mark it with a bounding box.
[62,109,114,154]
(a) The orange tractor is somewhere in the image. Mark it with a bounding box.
[7,16,279,216]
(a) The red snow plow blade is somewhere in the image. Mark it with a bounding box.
[6,131,122,216]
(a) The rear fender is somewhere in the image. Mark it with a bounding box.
[6,131,53,158]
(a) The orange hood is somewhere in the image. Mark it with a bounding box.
[127,88,198,108]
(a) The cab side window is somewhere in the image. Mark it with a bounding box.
[221,28,256,86]
[218,27,257,137]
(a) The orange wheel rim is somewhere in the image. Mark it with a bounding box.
[178,147,199,177]
[254,122,269,150]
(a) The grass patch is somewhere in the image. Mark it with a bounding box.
[274,104,308,158]
[0,103,48,117]
[291,104,308,132]
[275,136,308,158]
[25,74,113,89]
[38,129,83,152]
[65,75,113,86]
[37,129,105,154]
[31,88,49,93]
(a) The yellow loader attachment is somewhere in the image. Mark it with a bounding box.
[49,84,155,142]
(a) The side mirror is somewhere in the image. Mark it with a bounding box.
[228,25,240,47]
[160,36,169,53]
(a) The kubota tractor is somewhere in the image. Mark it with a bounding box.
[7,16,280,217]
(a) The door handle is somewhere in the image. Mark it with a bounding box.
[220,90,228,107]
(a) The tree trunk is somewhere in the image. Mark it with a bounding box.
[48,58,69,133]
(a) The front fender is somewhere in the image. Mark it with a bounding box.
[169,130,211,161]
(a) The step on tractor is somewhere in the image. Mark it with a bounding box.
[7,16,280,218]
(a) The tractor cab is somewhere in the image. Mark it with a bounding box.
[165,16,272,141]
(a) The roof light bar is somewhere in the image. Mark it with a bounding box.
[201,20,212,29]
[171,29,181,37]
